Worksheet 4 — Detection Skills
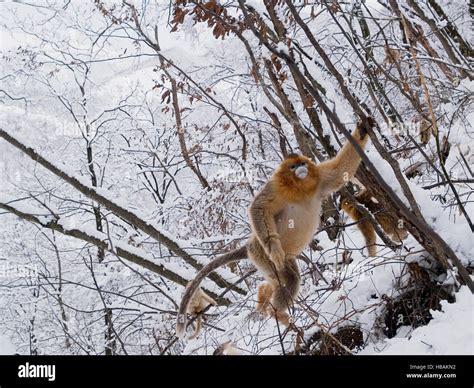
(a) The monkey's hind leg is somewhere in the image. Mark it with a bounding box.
[357,219,377,257]
[267,255,301,326]
[248,240,300,326]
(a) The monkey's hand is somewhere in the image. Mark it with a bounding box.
[269,238,286,270]
[357,116,375,139]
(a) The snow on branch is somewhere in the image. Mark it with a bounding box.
[0,128,246,296]
[0,194,232,304]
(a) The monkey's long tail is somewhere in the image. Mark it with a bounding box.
[176,246,248,339]
[188,316,202,340]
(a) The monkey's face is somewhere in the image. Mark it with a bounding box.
[290,160,309,179]
[275,155,318,199]
[340,198,351,212]
[279,155,316,180]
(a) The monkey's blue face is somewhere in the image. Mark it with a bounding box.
[290,162,308,179]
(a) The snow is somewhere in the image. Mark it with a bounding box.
[361,286,474,355]
[0,0,472,356]
[0,192,241,293]
[276,41,289,56]
[0,334,15,355]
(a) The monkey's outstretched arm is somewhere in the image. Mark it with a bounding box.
[317,120,372,195]
[176,246,248,339]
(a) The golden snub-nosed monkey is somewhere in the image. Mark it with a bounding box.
[176,118,372,338]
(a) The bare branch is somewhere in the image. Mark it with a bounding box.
[0,128,246,296]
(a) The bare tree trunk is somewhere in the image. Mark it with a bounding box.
[104,308,116,355]
[428,0,473,59]
[85,126,105,261]
[406,0,471,79]
[168,74,211,190]
[51,232,72,350]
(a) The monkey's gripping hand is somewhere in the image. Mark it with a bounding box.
[357,116,375,139]
[269,237,286,270]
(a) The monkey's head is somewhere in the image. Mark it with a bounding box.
[274,154,318,199]
[339,195,352,212]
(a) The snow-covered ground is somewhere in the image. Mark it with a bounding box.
[361,286,474,355]
[0,0,472,356]
[0,334,15,355]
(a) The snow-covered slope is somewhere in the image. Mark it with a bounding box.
[361,286,473,355]
[0,335,15,355]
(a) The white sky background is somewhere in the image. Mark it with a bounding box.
[0,0,472,356]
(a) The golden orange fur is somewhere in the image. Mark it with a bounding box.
[341,197,377,256]
[274,155,319,202]
[247,123,370,326]
[341,189,408,257]
[177,120,372,338]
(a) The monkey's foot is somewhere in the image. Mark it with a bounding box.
[269,310,291,327]
[247,310,267,322]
